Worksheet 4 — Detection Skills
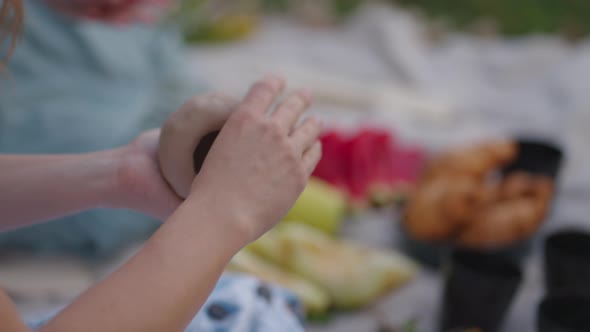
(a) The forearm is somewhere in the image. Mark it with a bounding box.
[0,290,31,332]
[40,196,250,332]
[0,151,120,230]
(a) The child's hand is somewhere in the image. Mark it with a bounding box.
[114,129,183,220]
[190,75,322,242]
[113,92,238,220]
[158,92,239,198]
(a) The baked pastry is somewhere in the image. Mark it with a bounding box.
[404,140,555,249]
[458,173,553,248]
[424,140,518,180]
[404,176,485,241]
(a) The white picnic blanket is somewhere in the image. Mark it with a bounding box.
[9,3,590,331]
[185,4,590,331]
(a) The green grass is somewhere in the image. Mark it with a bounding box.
[259,0,590,37]
[176,0,590,42]
[260,0,363,18]
[394,0,590,37]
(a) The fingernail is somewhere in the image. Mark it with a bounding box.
[263,74,285,91]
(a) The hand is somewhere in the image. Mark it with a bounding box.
[158,92,240,198]
[45,0,171,24]
[114,129,183,220]
[190,75,323,242]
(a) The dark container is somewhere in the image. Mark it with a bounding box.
[503,139,564,179]
[538,290,590,332]
[398,223,448,269]
[544,229,590,294]
[440,249,522,332]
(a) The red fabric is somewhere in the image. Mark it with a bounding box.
[44,0,173,24]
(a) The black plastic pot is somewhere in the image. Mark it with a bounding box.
[440,249,522,332]
[398,223,448,269]
[537,291,590,332]
[495,138,564,261]
[503,139,564,179]
[544,229,590,295]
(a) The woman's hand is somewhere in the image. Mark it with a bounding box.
[190,75,323,242]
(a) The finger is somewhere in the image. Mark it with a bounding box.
[291,117,322,155]
[135,128,160,154]
[302,141,322,177]
[238,75,285,116]
[272,89,313,133]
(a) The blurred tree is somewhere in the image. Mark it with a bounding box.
[173,0,590,43]
[261,0,362,18]
[260,0,289,11]
[332,0,363,17]
[395,0,590,38]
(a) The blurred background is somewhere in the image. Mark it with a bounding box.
[2,0,590,331]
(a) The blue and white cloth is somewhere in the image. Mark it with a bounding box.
[27,274,305,332]
[187,274,305,332]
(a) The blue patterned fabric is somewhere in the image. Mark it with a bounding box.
[27,274,305,332]
[0,0,198,257]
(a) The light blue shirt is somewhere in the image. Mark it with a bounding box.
[0,0,197,256]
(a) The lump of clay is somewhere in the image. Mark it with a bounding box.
[158,92,238,198]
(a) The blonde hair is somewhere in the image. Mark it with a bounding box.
[1,0,24,67]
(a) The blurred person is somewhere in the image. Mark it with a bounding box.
[0,0,322,330]
[0,0,194,257]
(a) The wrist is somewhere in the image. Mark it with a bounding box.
[98,147,133,210]
[184,189,255,248]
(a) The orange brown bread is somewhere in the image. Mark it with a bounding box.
[404,176,486,241]
[404,140,555,249]
[457,173,553,248]
[423,139,518,181]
